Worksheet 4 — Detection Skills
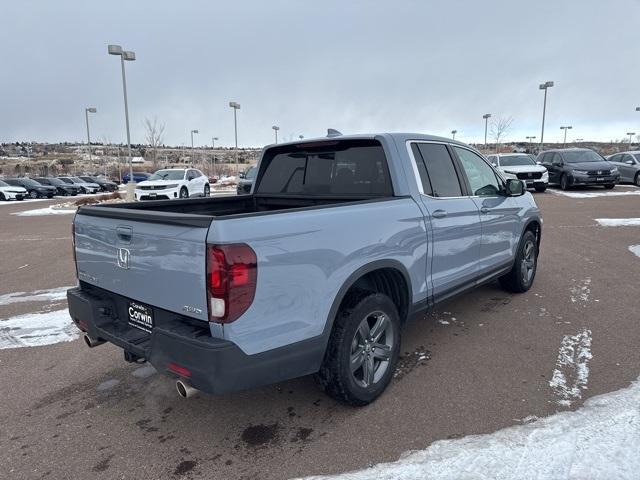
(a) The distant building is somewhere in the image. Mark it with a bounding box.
[131,156,145,164]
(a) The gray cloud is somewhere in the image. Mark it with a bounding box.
[2,0,639,146]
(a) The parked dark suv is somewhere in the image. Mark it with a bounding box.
[79,176,118,192]
[236,166,257,195]
[33,177,80,196]
[537,148,620,190]
[4,177,57,198]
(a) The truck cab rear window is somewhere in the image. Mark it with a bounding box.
[256,140,393,196]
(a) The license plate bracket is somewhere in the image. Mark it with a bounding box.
[596,177,604,182]
[128,301,154,333]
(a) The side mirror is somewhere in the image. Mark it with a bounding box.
[625,160,634,165]
[491,162,498,167]
[536,161,542,165]
[239,172,246,179]
[505,179,525,196]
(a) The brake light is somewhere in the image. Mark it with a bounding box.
[206,244,257,324]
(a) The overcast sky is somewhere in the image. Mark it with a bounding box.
[2,0,639,147]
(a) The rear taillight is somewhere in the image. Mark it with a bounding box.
[206,244,257,324]
[71,221,78,277]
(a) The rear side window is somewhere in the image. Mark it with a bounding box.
[256,140,393,196]
[415,143,462,197]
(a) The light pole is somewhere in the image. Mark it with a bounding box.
[108,44,136,198]
[628,132,636,148]
[451,129,457,140]
[229,101,241,176]
[526,135,536,151]
[190,129,199,165]
[84,107,97,165]
[560,125,572,148]
[211,136,218,176]
[272,125,280,144]
[539,81,554,150]
[482,114,491,149]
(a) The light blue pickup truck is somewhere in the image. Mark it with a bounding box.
[67,132,542,405]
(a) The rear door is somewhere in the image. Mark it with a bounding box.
[74,211,210,322]
[409,142,482,302]
[452,146,521,275]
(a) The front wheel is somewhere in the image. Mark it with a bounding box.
[204,184,210,197]
[500,230,538,293]
[560,174,569,190]
[317,292,401,406]
[634,173,640,187]
[0,192,6,201]
[534,185,547,192]
[604,184,615,190]
[29,190,38,199]
[179,187,189,199]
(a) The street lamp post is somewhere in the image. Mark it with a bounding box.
[627,132,636,148]
[272,125,280,144]
[526,135,536,151]
[190,129,199,166]
[560,125,572,148]
[84,107,97,165]
[229,101,241,176]
[451,129,457,140]
[539,81,554,150]
[211,136,218,176]
[108,44,136,199]
[482,114,491,150]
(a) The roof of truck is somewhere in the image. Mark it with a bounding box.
[267,132,472,149]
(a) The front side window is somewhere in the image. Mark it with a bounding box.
[415,143,462,197]
[454,147,502,197]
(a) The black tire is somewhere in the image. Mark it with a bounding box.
[317,292,401,406]
[635,173,640,187]
[29,190,38,199]
[534,185,547,193]
[17,196,24,201]
[204,184,210,197]
[0,192,6,201]
[560,174,569,190]
[604,184,615,190]
[179,187,189,199]
[499,230,538,293]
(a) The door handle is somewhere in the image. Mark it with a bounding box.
[480,207,489,214]
[432,209,447,219]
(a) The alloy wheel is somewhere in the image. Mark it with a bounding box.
[350,311,394,388]
[521,240,536,285]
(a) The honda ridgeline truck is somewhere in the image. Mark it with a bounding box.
[67,132,542,405]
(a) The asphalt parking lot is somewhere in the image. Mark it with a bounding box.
[1,188,639,480]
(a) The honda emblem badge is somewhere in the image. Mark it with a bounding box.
[117,247,130,269]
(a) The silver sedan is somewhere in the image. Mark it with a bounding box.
[607,151,640,186]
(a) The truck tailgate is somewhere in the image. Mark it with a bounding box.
[73,209,210,322]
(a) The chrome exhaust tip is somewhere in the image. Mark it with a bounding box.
[83,333,105,348]
[176,380,198,398]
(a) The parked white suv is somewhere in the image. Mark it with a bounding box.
[486,153,549,192]
[0,179,27,200]
[135,168,210,201]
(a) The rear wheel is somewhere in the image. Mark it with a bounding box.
[0,192,6,201]
[317,292,401,406]
[534,185,547,192]
[500,230,538,293]
[179,187,189,199]
[204,184,210,197]
[604,184,615,190]
[560,174,569,190]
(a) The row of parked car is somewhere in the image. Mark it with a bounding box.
[486,148,640,192]
[0,175,118,201]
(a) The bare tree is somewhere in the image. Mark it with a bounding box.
[144,116,166,167]
[490,116,514,153]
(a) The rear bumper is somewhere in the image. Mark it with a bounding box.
[67,285,325,395]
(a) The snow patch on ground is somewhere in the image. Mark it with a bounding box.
[569,277,591,304]
[549,329,593,407]
[302,374,640,480]
[629,245,640,257]
[595,218,640,227]
[0,286,72,306]
[132,364,157,379]
[551,188,640,198]
[0,309,78,349]
[12,206,76,216]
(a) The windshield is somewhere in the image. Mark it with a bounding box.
[562,150,604,163]
[18,178,40,187]
[149,170,185,181]
[45,177,64,185]
[71,177,86,183]
[634,154,640,163]
[245,167,257,180]
[59,177,73,184]
[80,176,95,182]
[0,180,8,187]
[499,155,536,167]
